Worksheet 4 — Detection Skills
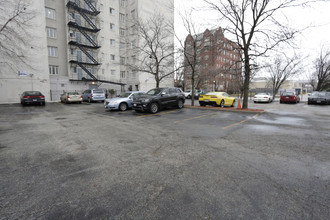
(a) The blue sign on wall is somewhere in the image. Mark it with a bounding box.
[18,71,28,76]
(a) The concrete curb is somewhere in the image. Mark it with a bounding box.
[184,105,265,113]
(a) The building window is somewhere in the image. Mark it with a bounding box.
[120,57,126,65]
[131,9,136,19]
[132,55,136,64]
[110,39,115,46]
[111,69,116,75]
[110,8,115,15]
[110,54,115,60]
[48,46,58,57]
[49,65,59,75]
[45,8,56,20]
[120,0,126,7]
[120,42,125,50]
[119,13,125,22]
[46,27,56,38]
[120,71,126,78]
[110,23,115,30]
[120,28,125,36]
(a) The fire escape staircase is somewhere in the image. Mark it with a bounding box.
[67,0,100,81]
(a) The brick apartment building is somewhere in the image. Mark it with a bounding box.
[184,28,242,93]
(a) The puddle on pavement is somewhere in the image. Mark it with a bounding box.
[256,117,306,126]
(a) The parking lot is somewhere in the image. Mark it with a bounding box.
[1,101,330,219]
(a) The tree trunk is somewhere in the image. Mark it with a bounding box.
[243,52,251,109]
[191,74,195,106]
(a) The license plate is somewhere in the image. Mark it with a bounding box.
[317,101,321,103]
[33,99,37,101]
[205,99,209,102]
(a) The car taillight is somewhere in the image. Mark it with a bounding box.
[211,96,217,98]
[91,94,93,97]
[23,96,28,99]
[254,96,257,98]
[199,95,203,98]
[80,96,82,98]
[264,97,268,98]
[41,96,45,98]
[67,96,70,99]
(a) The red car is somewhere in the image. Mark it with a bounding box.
[280,92,300,104]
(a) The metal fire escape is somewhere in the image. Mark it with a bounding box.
[67,0,101,81]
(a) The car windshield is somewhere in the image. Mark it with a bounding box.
[146,88,163,95]
[68,92,79,95]
[318,92,327,97]
[282,92,294,96]
[93,90,104,94]
[26,91,41,96]
[118,93,131,98]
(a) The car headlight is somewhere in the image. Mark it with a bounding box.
[143,99,150,103]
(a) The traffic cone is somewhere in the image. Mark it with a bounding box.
[237,98,241,109]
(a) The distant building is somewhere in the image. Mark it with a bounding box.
[0,0,174,103]
[183,28,242,93]
[250,78,313,95]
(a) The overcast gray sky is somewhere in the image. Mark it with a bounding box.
[174,0,330,79]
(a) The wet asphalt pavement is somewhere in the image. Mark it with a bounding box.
[0,101,329,219]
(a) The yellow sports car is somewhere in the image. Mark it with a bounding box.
[199,92,236,107]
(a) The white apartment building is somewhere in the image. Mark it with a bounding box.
[0,0,174,103]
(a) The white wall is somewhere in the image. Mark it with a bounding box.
[0,1,49,103]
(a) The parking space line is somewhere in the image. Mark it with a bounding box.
[174,112,218,123]
[222,113,260,130]
[136,110,177,118]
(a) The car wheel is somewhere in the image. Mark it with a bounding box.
[187,95,191,99]
[88,98,91,103]
[177,99,184,109]
[254,101,256,103]
[280,101,282,104]
[199,102,205,106]
[119,102,128,111]
[220,100,225,108]
[268,98,271,103]
[149,102,159,114]
[231,100,235,107]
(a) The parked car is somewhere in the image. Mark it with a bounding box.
[199,92,235,107]
[280,92,300,104]
[60,92,82,104]
[183,91,191,98]
[82,89,105,103]
[132,87,185,113]
[20,91,45,106]
[104,91,145,111]
[253,92,273,103]
[308,91,330,105]
[186,90,204,99]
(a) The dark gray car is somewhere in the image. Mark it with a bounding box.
[308,91,330,105]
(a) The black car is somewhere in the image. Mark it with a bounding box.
[132,87,185,113]
[308,91,330,105]
[20,91,45,106]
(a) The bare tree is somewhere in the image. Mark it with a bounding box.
[0,0,35,71]
[267,54,302,99]
[175,10,205,106]
[203,0,316,108]
[128,13,175,88]
[310,49,330,91]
